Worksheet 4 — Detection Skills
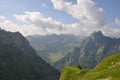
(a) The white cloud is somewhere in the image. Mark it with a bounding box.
[1,12,80,36]
[41,3,47,7]
[0,15,6,21]
[115,18,120,26]
[14,11,65,31]
[13,11,99,36]
[51,0,72,10]
[50,0,120,38]
[51,0,105,27]
[0,0,120,38]
[0,11,120,38]
[0,15,46,36]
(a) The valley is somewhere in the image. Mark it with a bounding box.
[0,0,120,79]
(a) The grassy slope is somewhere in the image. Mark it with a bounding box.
[60,65,89,80]
[60,52,120,80]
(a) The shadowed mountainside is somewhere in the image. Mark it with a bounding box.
[0,30,60,80]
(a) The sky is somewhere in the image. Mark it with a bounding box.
[0,0,120,37]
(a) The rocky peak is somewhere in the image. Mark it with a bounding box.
[90,31,104,40]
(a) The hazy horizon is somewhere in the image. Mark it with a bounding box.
[0,0,120,37]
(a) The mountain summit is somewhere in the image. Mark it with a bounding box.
[54,31,120,71]
[90,31,103,39]
[0,30,59,80]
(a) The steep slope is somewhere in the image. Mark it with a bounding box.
[0,30,59,80]
[27,34,82,63]
[82,52,120,80]
[60,65,88,80]
[60,52,120,80]
[54,31,120,71]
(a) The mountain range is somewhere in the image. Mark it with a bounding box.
[0,30,59,80]
[53,31,120,71]
[0,29,119,80]
[27,34,83,63]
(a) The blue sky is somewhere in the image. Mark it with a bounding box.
[0,0,77,24]
[0,0,119,24]
[94,0,120,23]
[0,0,120,37]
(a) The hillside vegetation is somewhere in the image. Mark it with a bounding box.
[60,52,120,80]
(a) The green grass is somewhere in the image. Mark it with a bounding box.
[60,65,89,80]
[82,52,120,80]
[60,52,120,80]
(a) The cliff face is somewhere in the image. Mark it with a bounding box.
[0,30,60,80]
[54,31,120,71]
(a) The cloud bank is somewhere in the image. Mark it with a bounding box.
[0,12,80,36]
[51,0,105,27]
[115,18,120,26]
[0,0,120,38]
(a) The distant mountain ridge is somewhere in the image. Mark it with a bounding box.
[27,34,83,63]
[0,30,59,80]
[54,31,120,71]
